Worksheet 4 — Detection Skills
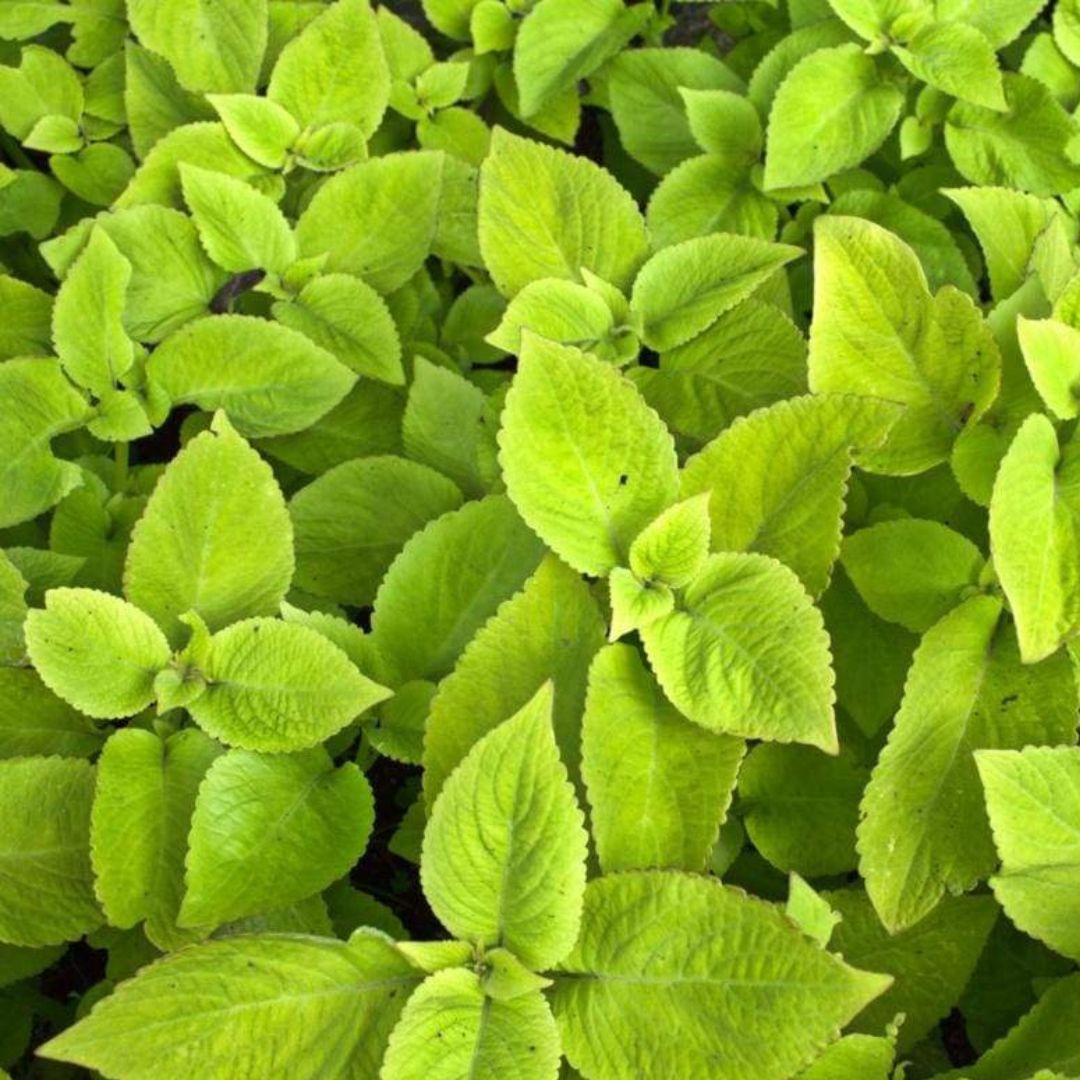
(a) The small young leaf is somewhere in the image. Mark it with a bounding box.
[786,874,842,948]
[895,22,1006,111]
[1017,316,1080,419]
[628,493,711,588]
[607,568,675,640]
[207,93,300,169]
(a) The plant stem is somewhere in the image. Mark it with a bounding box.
[113,441,129,492]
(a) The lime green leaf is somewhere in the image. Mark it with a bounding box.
[681,87,762,160]
[937,0,1046,48]
[978,746,1080,962]
[25,588,171,720]
[786,873,842,948]
[607,567,675,640]
[485,278,617,358]
[423,553,604,805]
[207,93,299,170]
[628,494,711,588]
[187,618,390,752]
[0,275,52,359]
[479,127,648,296]
[681,394,900,597]
[0,45,81,140]
[382,968,561,1080]
[180,164,296,275]
[90,728,222,950]
[40,933,419,1078]
[147,314,356,438]
[641,552,837,751]
[858,595,1077,933]
[0,358,90,529]
[808,215,1000,474]
[0,551,27,665]
[0,668,105,760]
[764,44,904,190]
[840,518,985,632]
[124,414,295,646]
[369,495,546,687]
[273,272,403,384]
[1017,316,1080,420]
[0,756,100,947]
[794,1033,895,1080]
[0,0,72,37]
[989,414,1080,663]
[422,685,588,970]
[552,872,891,1080]
[180,747,373,928]
[127,0,267,93]
[499,335,678,576]
[740,743,868,877]
[289,455,463,608]
[582,643,743,872]
[630,234,803,352]
[896,22,1006,111]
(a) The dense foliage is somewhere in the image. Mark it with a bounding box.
[2,0,1080,1077]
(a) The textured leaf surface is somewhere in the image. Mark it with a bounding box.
[628,494,711,588]
[0,668,104,759]
[1017,317,1080,420]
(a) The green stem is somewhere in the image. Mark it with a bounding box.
[113,441,129,492]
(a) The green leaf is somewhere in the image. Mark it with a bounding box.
[127,0,268,93]
[381,968,561,1080]
[945,74,1080,196]
[552,872,891,1080]
[187,617,390,752]
[936,0,1045,48]
[840,518,985,632]
[0,275,52,359]
[0,0,72,37]
[607,567,674,640]
[989,414,1080,663]
[180,164,297,275]
[41,933,420,1079]
[681,394,900,597]
[498,335,678,576]
[146,314,356,438]
[763,44,904,190]
[628,494,711,588]
[0,668,104,759]
[422,685,588,970]
[268,0,388,136]
[289,455,463,608]
[808,215,1000,474]
[0,756,100,947]
[180,746,374,928]
[978,746,1080,962]
[272,272,403,384]
[1017,316,1080,420]
[0,45,81,140]
[895,22,1006,111]
[858,595,1078,933]
[582,643,744,872]
[0,358,90,530]
[25,588,171,720]
[681,87,763,160]
[90,728,222,950]
[207,93,300,170]
[478,127,648,296]
[794,1033,895,1080]
[513,0,651,117]
[369,495,546,687]
[786,873,842,948]
[422,552,604,805]
[630,234,803,352]
[124,414,295,646]
[740,743,868,877]
[641,552,837,751]
[0,551,27,665]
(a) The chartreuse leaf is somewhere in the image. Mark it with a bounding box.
[25,588,171,720]
[607,568,675,641]
[124,414,295,646]
[126,0,267,94]
[826,888,998,1052]
[423,553,604,805]
[895,22,1006,111]
[51,227,134,397]
[481,948,552,1001]
[936,0,1043,48]
[582,643,743,872]
[486,278,618,358]
[295,151,444,293]
[0,552,27,664]
[680,395,900,597]
[809,216,1000,474]
[370,495,546,687]
[498,335,678,576]
[90,728,222,951]
[858,595,1077,934]
[840,518,985,632]
[794,1033,895,1080]
[0,275,52,359]
[381,968,561,1080]
[207,93,299,169]
[187,618,390,752]
[40,933,420,1079]
[422,685,587,970]
[977,746,1080,961]
[0,358,90,530]
[642,553,837,751]
[552,872,891,1080]
[272,273,404,384]
[0,669,104,759]
[180,746,374,928]
[290,455,462,608]
[785,874,842,948]
[479,128,648,296]
[989,414,1080,663]
[0,756,100,947]
[180,164,296,275]
[0,0,73,37]
[146,315,356,438]
[630,234,803,352]
[628,494,711,588]
[764,44,904,190]
[1017,317,1080,419]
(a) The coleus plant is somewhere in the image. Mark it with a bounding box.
[3,0,1080,1078]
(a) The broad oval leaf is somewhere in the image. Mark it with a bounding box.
[0,668,105,760]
